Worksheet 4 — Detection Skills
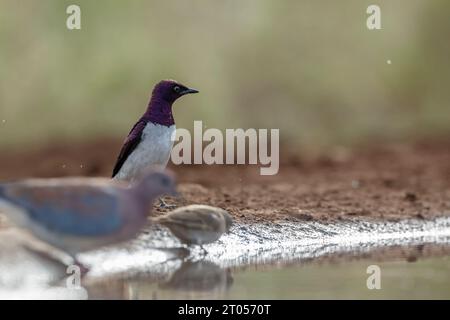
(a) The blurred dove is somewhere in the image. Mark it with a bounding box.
[111,80,198,207]
[0,171,177,269]
[152,205,233,253]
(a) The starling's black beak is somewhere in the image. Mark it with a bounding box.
[180,88,199,95]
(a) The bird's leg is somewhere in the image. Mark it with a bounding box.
[199,245,208,256]
[76,261,90,276]
[158,197,177,209]
[70,256,90,276]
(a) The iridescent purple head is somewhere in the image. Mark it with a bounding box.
[145,80,198,126]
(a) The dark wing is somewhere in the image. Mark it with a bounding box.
[112,120,147,177]
[1,183,122,236]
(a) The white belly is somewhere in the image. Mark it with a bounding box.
[115,123,176,182]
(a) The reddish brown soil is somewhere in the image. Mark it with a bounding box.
[1,139,450,223]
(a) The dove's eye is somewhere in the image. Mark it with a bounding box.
[173,86,181,93]
[161,176,170,186]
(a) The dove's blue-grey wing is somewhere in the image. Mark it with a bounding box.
[112,119,147,178]
[0,183,123,236]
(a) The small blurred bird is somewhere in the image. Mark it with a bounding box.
[152,205,233,253]
[111,80,198,207]
[0,171,177,268]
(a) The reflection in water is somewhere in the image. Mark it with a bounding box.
[0,228,88,299]
[85,254,450,300]
[159,260,233,292]
[130,260,233,300]
[1,217,450,299]
[86,260,233,299]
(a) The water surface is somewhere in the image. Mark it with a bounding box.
[86,256,450,299]
[1,217,450,299]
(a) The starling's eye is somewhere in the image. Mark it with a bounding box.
[173,86,181,93]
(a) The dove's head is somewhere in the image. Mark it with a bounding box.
[136,170,178,201]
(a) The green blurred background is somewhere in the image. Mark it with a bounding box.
[0,0,449,151]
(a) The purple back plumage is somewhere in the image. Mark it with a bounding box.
[111,120,147,178]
